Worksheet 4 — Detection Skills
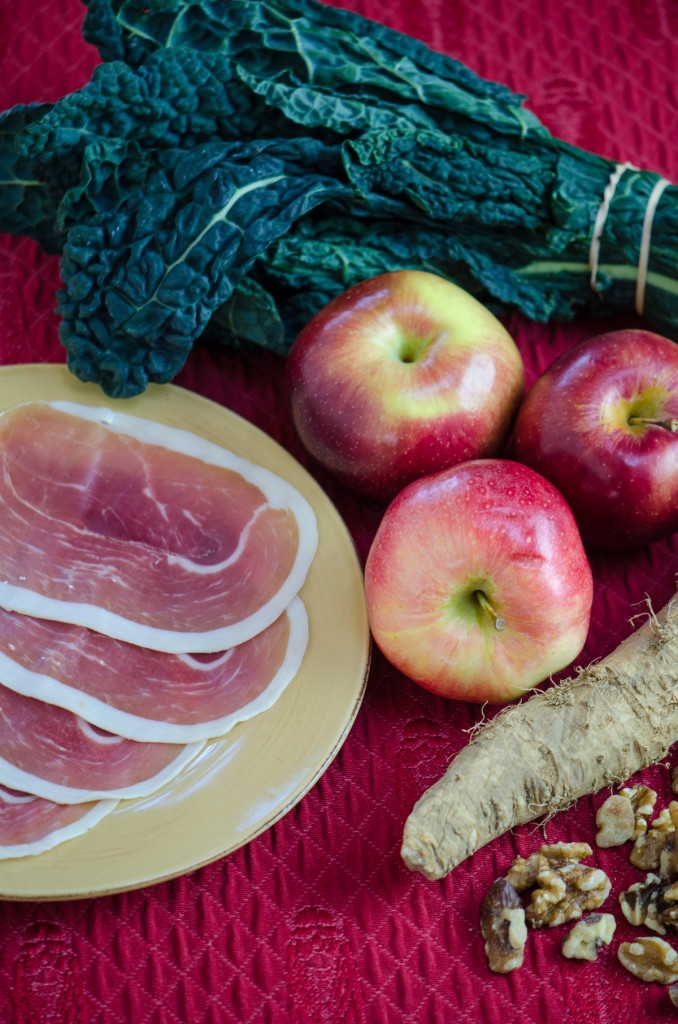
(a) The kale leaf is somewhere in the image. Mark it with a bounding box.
[0,104,63,253]
[57,137,350,396]
[1,0,677,396]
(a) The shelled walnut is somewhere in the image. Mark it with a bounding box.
[631,807,675,871]
[619,800,678,943]
[618,936,678,984]
[660,805,678,880]
[480,878,527,974]
[661,882,678,931]
[595,794,635,848]
[619,874,666,934]
[620,785,657,841]
[561,913,616,960]
[507,843,611,929]
[507,842,592,890]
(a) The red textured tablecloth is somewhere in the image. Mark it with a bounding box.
[2,0,678,1020]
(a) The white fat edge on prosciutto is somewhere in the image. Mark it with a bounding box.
[0,676,204,801]
[0,735,203,804]
[0,598,309,743]
[0,400,319,652]
[0,786,117,859]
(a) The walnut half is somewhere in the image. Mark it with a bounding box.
[596,794,635,848]
[507,843,611,929]
[620,785,657,841]
[561,913,616,961]
[619,874,666,935]
[631,806,674,871]
[660,804,678,880]
[618,936,678,984]
[480,878,527,974]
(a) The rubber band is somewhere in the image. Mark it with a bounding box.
[589,162,635,294]
[635,175,671,315]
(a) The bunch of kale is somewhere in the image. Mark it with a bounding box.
[1,0,676,397]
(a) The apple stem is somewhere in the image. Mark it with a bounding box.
[628,415,678,432]
[474,590,506,631]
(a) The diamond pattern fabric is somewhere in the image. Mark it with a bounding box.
[2,0,678,1020]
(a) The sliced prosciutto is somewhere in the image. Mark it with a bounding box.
[0,401,317,652]
[0,785,116,859]
[0,597,308,743]
[0,684,202,802]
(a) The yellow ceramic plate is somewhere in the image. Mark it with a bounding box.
[0,365,371,900]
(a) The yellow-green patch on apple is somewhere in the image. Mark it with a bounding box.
[513,329,678,549]
[364,459,593,704]
[286,270,525,502]
[598,385,676,436]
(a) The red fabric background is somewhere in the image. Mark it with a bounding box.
[2,0,678,1020]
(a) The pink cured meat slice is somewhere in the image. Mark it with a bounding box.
[0,402,317,652]
[0,598,308,742]
[0,785,116,859]
[0,684,202,802]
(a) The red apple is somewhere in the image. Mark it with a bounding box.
[364,459,592,704]
[285,271,525,501]
[512,329,678,550]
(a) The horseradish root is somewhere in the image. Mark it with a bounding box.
[401,594,678,879]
